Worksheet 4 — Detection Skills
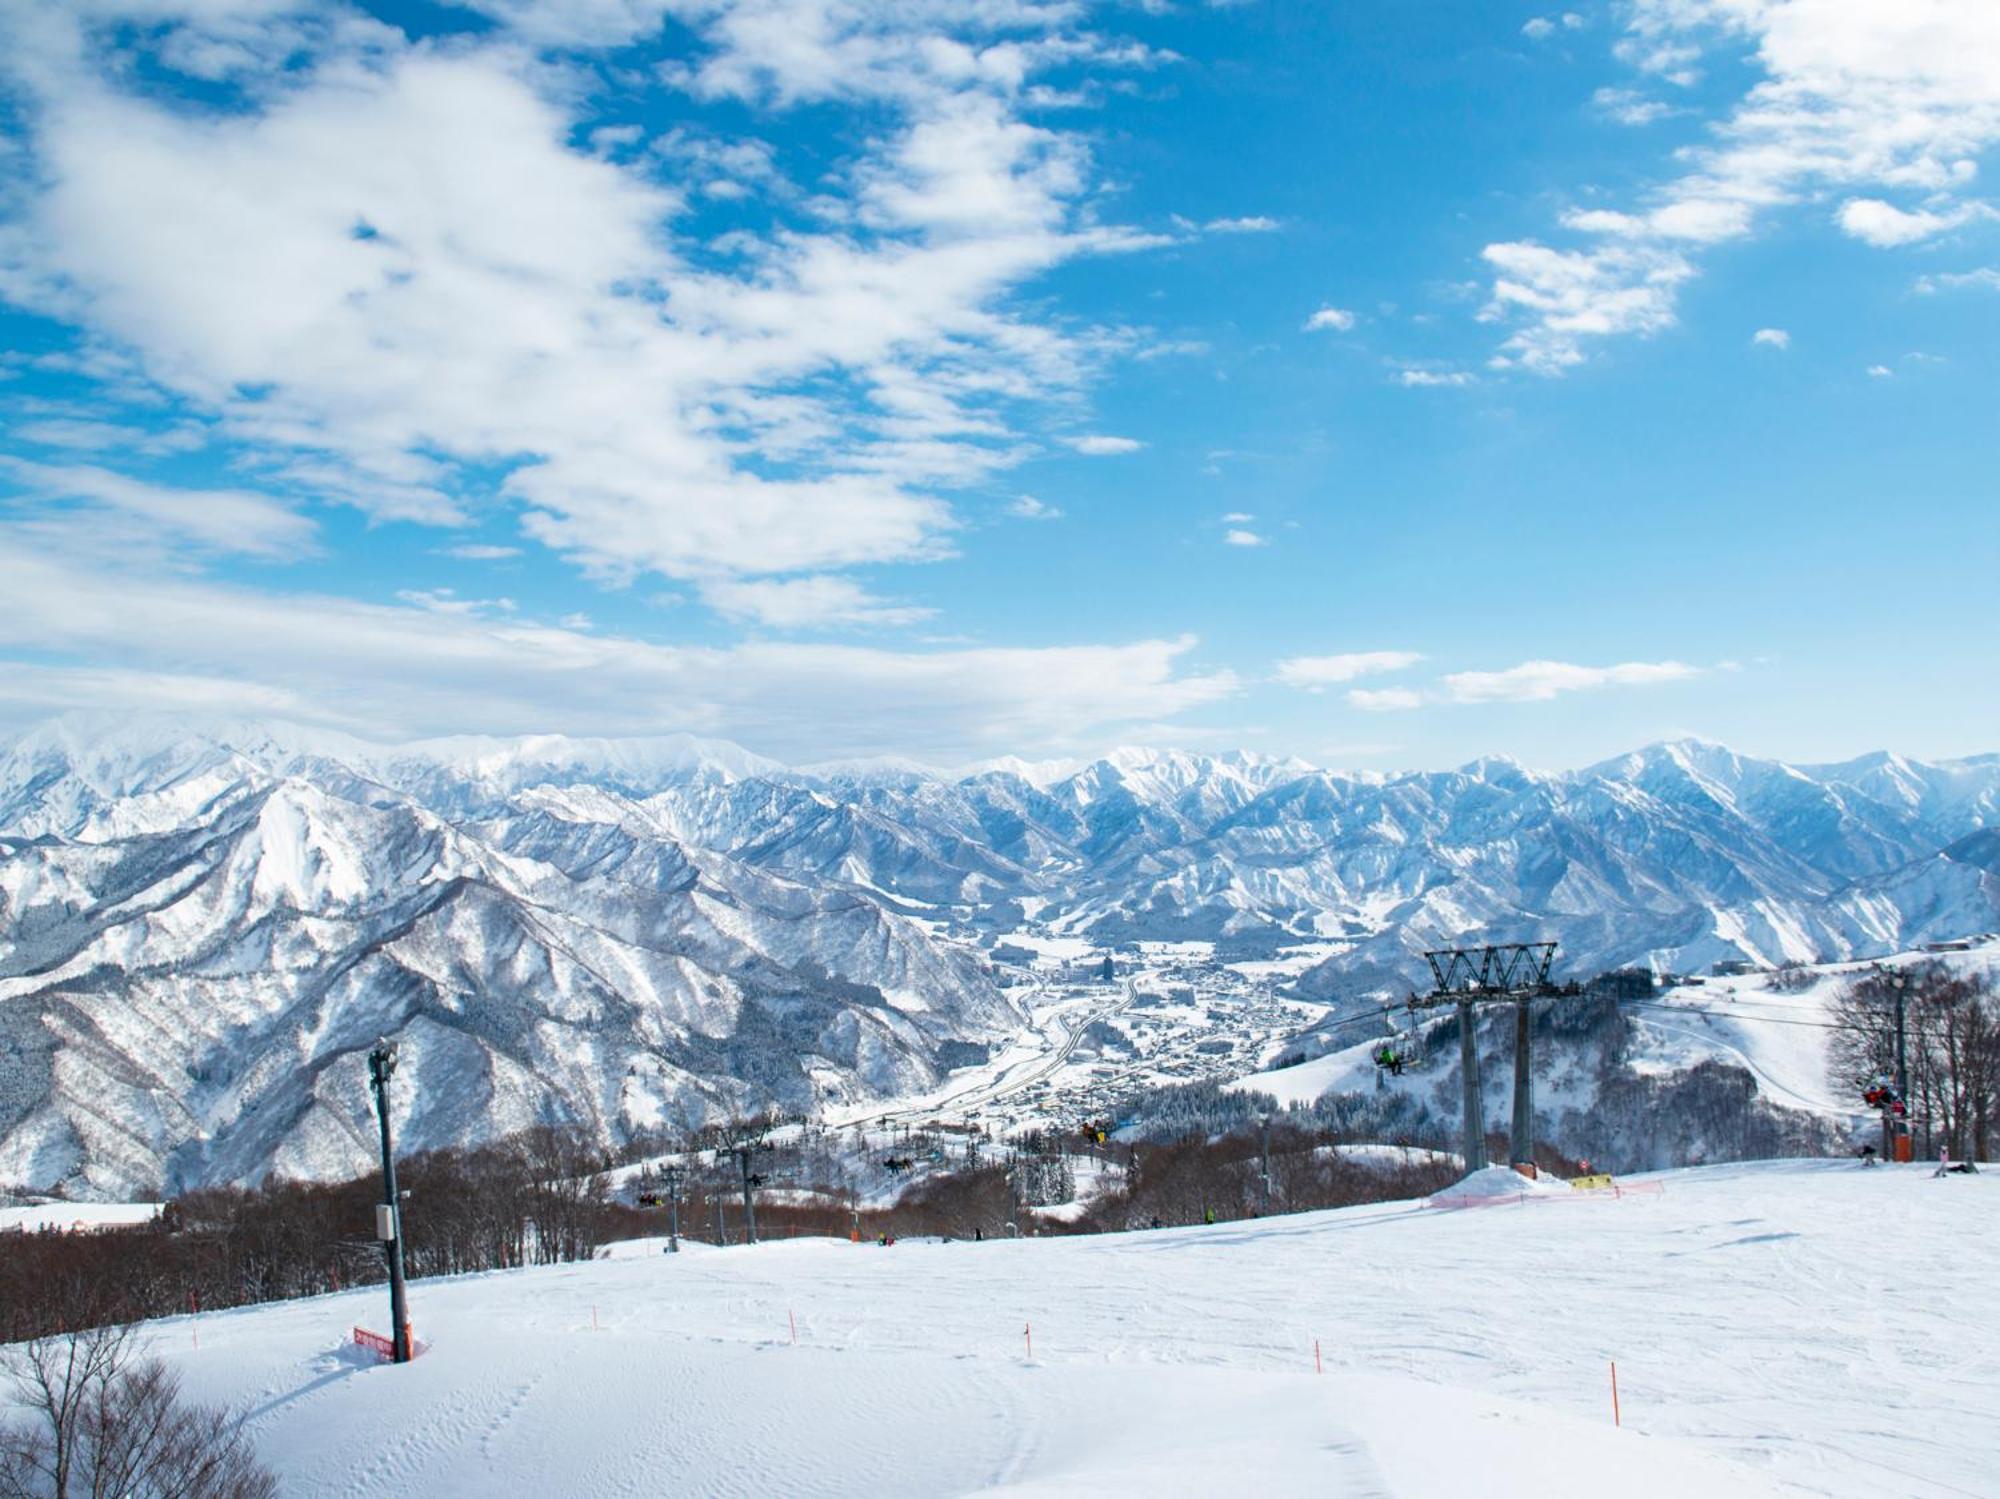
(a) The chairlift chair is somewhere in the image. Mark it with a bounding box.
[1373,1013,1431,1077]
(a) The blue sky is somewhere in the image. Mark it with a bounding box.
[0,0,1995,768]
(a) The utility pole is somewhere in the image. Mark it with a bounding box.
[664,1163,682,1253]
[737,1145,759,1246]
[1259,1113,1273,1214]
[1510,998,1535,1175]
[714,1195,726,1245]
[366,1042,413,1364]
[1409,944,1568,1178]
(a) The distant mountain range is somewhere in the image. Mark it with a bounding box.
[3,715,1996,1197]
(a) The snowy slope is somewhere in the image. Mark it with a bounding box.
[130,1161,1999,1498]
[1239,944,2000,1145]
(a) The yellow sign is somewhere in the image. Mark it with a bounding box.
[1570,1174,1615,1191]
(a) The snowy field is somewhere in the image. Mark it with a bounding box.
[0,1201,161,1233]
[109,1161,1998,1498]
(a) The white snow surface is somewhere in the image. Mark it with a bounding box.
[0,1200,161,1233]
[1429,1164,1572,1201]
[88,1161,1999,1498]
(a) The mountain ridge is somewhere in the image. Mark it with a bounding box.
[3,714,1997,1198]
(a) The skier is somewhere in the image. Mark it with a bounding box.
[1374,1044,1405,1077]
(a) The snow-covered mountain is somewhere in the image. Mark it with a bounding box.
[3,715,1997,1197]
[0,719,1018,1198]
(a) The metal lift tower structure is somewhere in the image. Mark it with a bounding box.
[1408,943,1565,1175]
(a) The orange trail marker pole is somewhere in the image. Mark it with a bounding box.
[592,1304,599,1332]
[1610,1361,1621,1427]
[790,1309,797,1345]
[1314,1339,1322,1375]
[1025,1322,1033,1361]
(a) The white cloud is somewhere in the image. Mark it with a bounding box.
[1440,658,1699,703]
[0,1,1173,616]
[1752,327,1790,349]
[1347,686,1424,712]
[700,575,935,629]
[1067,434,1143,455]
[440,543,523,560]
[1303,305,1356,333]
[1008,495,1062,520]
[1867,364,1894,378]
[1204,215,1280,234]
[1220,511,1254,523]
[0,543,1239,760]
[1223,529,1266,547]
[1591,87,1675,126]
[1274,651,1424,690]
[1481,241,1692,373]
[8,416,205,454]
[1482,0,2000,369]
[1914,266,2000,293]
[1397,367,1476,388]
[395,587,513,617]
[1836,198,1982,247]
[0,458,316,561]
[1522,18,1556,41]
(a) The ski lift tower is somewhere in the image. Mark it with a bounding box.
[662,1163,684,1253]
[1407,943,1565,1176]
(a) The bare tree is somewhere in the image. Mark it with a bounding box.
[1831,962,1999,1161]
[515,1125,612,1264]
[0,1326,275,1499]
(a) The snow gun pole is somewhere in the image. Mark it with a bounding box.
[1892,971,1910,1160]
[367,1041,413,1365]
[1891,971,1909,1103]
